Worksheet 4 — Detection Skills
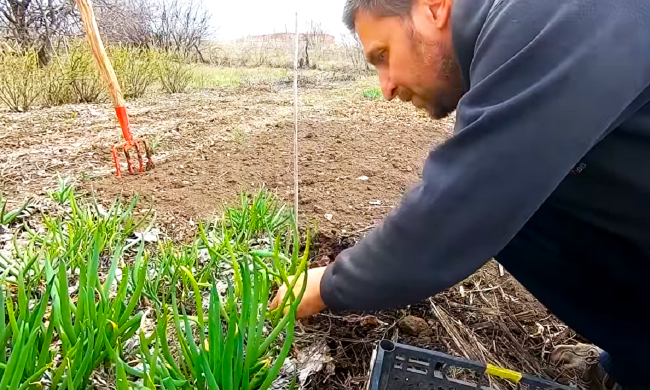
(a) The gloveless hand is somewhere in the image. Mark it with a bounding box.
[270,266,328,318]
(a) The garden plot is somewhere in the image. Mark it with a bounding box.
[0,183,310,388]
[0,74,582,389]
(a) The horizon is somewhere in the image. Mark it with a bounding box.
[208,0,349,41]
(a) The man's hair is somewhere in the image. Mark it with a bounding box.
[343,0,415,31]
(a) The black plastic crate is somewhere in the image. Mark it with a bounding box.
[367,340,574,390]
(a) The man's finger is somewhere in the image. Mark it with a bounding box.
[269,287,284,311]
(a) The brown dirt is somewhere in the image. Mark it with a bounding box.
[1,76,452,240]
[0,72,580,389]
[295,259,582,390]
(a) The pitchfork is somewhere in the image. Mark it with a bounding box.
[75,0,154,177]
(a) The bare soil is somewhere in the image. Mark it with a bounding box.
[0,73,580,389]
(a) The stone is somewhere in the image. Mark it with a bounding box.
[398,315,429,337]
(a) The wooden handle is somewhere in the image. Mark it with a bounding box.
[75,0,124,107]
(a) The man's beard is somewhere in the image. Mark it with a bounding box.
[414,35,464,119]
[426,87,460,119]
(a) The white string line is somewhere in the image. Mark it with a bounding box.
[293,13,300,226]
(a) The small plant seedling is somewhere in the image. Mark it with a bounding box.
[232,127,248,144]
[148,133,164,154]
[0,194,30,225]
[363,88,382,99]
[47,175,75,204]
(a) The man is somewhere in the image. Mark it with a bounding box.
[273,0,650,388]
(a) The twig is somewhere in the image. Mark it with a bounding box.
[498,320,542,375]
[464,285,501,294]
[354,224,376,234]
[429,299,471,360]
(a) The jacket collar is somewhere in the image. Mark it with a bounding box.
[451,0,495,92]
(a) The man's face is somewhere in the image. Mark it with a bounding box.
[355,0,463,119]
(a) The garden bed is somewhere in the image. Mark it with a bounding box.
[0,74,583,389]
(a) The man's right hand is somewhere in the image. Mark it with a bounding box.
[270,266,328,318]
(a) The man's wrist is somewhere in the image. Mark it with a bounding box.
[319,263,343,312]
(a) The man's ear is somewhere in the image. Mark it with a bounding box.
[412,0,452,30]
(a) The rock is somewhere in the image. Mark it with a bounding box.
[361,316,381,327]
[399,315,429,337]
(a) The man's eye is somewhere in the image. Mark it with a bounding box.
[377,51,387,64]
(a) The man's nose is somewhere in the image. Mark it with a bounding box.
[380,72,398,101]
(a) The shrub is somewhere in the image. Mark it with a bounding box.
[66,43,105,103]
[111,46,158,99]
[157,51,193,94]
[0,49,41,112]
[41,56,77,107]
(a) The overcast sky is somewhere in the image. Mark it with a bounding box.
[209,0,349,41]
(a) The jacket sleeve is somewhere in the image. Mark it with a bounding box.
[320,0,650,312]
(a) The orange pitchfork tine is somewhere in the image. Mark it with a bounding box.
[75,0,154,177]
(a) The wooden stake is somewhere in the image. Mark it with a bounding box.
[293,13,300,226]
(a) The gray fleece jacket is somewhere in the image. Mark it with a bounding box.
[320,0,650,312]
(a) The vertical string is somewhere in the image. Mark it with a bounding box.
[293,13,300,226]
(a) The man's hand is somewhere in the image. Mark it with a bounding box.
[270,266,327,318]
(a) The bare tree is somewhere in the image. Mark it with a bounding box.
[0,0,213,63]
[151,0,211,61]
[340,31,368,71]
[299,20,333,69]
[0,0,76,65]
[93,0,156,45]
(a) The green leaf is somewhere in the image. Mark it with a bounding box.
[242,262,268,390]
[161,378,178,390]
[9,325,40,390]
[179,267,204,328]
[36,317,55,371]
[102,244,124,301]
[181,307,219,390]
[258,308,296,390]
[118,252,146,328]
[72,329,95,388]
[17,364,50,390]
[16,273,29,324]
[0,324,25,390]
[221,286,237,390]
[0,285,6,365]
[115,359,130,390]
[208,286,223,379]
[170,287,194,377]
[56,263,77,344]
[157,308,182,378]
